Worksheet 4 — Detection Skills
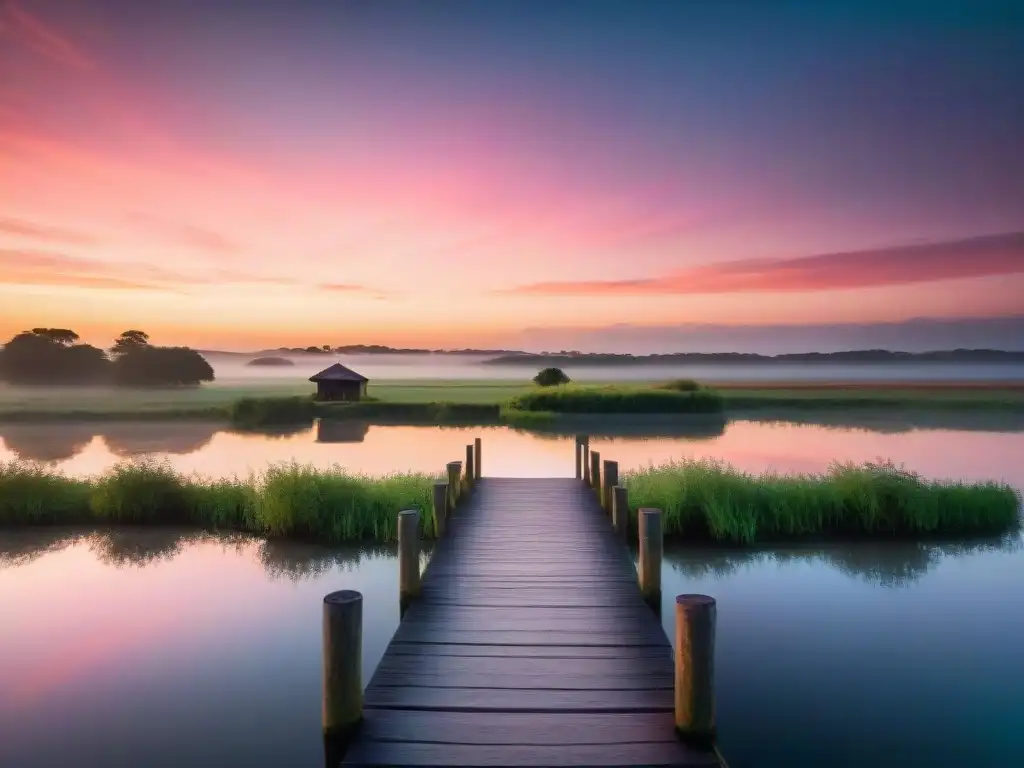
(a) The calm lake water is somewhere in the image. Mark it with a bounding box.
[2,416,1023,766]
[2,416,1023,488]
[1,529,1022,768]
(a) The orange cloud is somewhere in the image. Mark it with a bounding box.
[507,232,1024,296]
[0,248,294,291]
[0,1,95,71]
[0,216,98,245]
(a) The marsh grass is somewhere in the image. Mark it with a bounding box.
[0,460,438,543]
[505,384,724,414]
[624,458,1021,543]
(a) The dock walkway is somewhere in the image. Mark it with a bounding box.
[342,477,721,767]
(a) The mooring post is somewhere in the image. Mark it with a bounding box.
[574,435,583,479]
[603,459,618,514]
[474,437,482,480]
[465,444,475,493]
[398,510,420,607]
[446,461,462,509]
[432,481,448,537]
[590,450,601,495]
[675,594,717,745]
[639,508,662,609]
[612,485,629,539]
[322,590,362,747]
[581,435,591,484]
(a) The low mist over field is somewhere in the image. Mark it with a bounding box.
[202,351,1024,385]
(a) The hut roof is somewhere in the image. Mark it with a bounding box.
[309,362,368,383]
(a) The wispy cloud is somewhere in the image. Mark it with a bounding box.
[0,216,98,246]
[0,248,314,291]
[127,213,241,255]
[0,1,96,71]
[506,232,1024,296]
[317,282,391,300]
[0,248,177,290]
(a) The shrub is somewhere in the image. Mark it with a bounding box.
[533,367,571,387]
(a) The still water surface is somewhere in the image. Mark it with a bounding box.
[1,529,1022,768]
[2,416,1023,767]
[1,417,1023,487]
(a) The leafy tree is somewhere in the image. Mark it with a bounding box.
[533,367,571,387]
[0,329,108,384]
[29,328,80,346]
[111,345,214,386]
[111,329,151,357]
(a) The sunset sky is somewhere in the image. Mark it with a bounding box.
[1,0,1023,351]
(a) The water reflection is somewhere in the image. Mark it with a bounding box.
[0,423,98,461]
[0,527,412,582]
[315,419,369,444]
[665,534,1023,588]
[732,406,1024,434]
[514,413,727,440]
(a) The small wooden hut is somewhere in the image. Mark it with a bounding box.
[309,363,368,402]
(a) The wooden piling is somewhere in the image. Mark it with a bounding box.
[446,461,462,508]
[603,459,618,514]
[432,482,448,537]
[322,590,362,742]
[574,435,583,479]
[590,450,601,495]
[474,437,482,480]
[612,485,629,539]
[581,435,591,484]
[674,594,717,745]
[465,444,475,493]
[638,508,662,608]
[398,510,420,603]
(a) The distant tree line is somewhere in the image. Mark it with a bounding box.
[0,328,214,387]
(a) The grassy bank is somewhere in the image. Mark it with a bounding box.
[0,460,439,543]
[503,383,724,415]
[2,379,1023,423]
[623,459,1021,544]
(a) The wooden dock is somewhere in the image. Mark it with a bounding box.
[336,469,722,767]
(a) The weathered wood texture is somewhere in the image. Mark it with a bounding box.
[343,478,719,767]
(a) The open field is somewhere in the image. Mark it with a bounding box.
[2,378,1024,421]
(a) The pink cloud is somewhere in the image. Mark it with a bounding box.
[0,215,98,245]
[506,232,1024,296]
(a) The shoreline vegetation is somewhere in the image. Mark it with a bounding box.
[1,459,1018,545]
[2,379,1024,425]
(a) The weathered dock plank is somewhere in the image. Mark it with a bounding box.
[341,477,719,767]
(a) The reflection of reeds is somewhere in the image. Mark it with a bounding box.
[0,459,439,544]
[665,534,1022,587]
[0,526,437,582]
[626,458,1022,544]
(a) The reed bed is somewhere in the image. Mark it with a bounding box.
[624,458,1021,543]
[0,460,439,543]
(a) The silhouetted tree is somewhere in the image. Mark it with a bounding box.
[0,329,109,384]
[111,344,214,386]
[533,367,571,386]
[110,329,151,357]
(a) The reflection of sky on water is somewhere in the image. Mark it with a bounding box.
[1,420,1022,492]
[0,529,1022,768]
